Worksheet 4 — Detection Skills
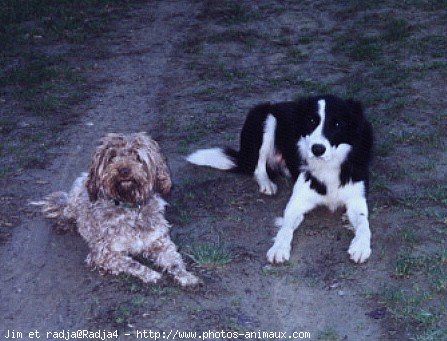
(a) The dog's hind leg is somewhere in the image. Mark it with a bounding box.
[254,114,278,195]
[147,238,201,288]
[86,251,162,284]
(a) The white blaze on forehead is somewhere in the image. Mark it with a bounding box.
[310,99,326,137]
[297,98,332,161]
[317,99,326,127]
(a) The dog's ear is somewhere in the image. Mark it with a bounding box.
[133,133,172,195]
[346,99,373,164]
[346,99,366,133]
[346,99,364,117]
[155,154,172,195]
[86,149,102,202]
[86,138,111,202]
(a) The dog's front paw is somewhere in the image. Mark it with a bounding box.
[267,242,291,264]
[176,272,202,288]
[141,270,162,284]
[348,236,371,263]
[259,179,278,196]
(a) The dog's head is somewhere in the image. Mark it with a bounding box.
[297,95,370,166]
[86,133,163,204]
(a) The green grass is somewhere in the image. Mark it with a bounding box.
[206,29,258,47]
[378,286,445,333]
[0,0,141,47]
[394,251,447,292]
[149,286,180,296]
[414,329,447,341]
[0,166,11,178]
[186,243,232,267]
[293,80,331,96]
[399,227,419,246]
[383,18,410,42]
[333,35,382,62]
[285,47,307,63]
[178,36,203,54]
[261,265,286,277]
[199,0,260,25]
[317,328,338,341]
[0,0,144,174]
[399,185,447,207]
[114,304,132,325]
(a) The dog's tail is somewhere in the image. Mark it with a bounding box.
[30,191,69,220]
[186,147,239,171]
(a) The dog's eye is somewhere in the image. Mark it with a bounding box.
[334,120,343,128]
[136,155,142,163]
[109,150,117,160]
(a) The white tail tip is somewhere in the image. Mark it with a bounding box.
[186,148,236,170]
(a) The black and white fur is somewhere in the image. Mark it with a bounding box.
[186,95,373,264]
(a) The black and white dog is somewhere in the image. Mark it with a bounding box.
[186,95,373,264]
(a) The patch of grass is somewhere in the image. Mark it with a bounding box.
[394,252,425,277]
[186,243,232,267]
[378,286,445,332]
[383,18,410,42]
[119,274,143,293]
[199,1,260,25]
[392,131,443,149]
[371,65,410,88]
[371,172,390,192]
[0,0,144,175]
[420,208,447,226]
[0,166,11,178]
[398,0,446,11]
[347,37,383,62]
[149,286,180,296]
[399,227,419,246]
[292,80,331,96]
[399,185,447,207]
[375,141,393,158]
[285,47,307,63]
[394,251,447,292]
[414,329,447,341]
[333,35,382,62]
[298,35,313,45]
[114,304,132,325]
[317,328,338,341]
[409,35,447,58]
[206,29,258,47]
[261,265,285,277]
[0,0,142,48]
[178,36,203,54]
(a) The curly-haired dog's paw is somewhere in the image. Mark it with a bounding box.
[175,272,202,288]
[141,270,162,284]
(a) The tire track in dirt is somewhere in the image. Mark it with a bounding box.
[0,1,199,334]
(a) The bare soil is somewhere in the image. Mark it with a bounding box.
[1,1,445,340]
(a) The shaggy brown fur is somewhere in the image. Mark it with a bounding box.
[32,133,200,287]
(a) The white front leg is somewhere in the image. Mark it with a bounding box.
[346,196,371,263]
[267,175,321,264]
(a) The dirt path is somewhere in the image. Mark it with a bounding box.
[0,0,199,334]
[1,0,445,340]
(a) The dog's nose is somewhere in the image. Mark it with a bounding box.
[119,167,131,176]
[311,144,326,157]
